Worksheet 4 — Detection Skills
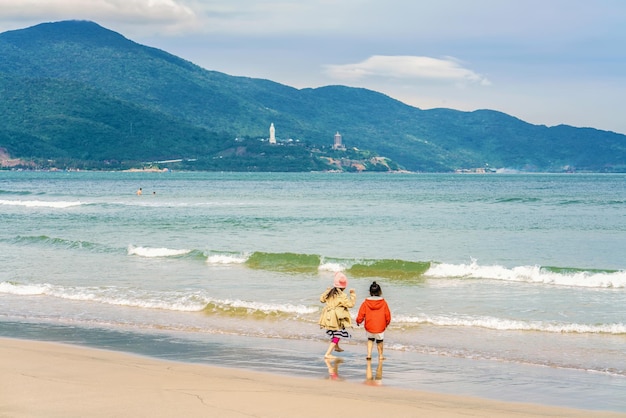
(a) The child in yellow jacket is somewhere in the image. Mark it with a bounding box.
[319,272,356,358]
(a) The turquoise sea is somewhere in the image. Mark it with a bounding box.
[1,171,625,412]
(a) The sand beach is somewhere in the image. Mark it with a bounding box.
[1,338,623,418]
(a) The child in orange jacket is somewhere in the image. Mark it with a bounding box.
[356,281,391,360]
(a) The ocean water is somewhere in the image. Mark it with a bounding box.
[1,171,625,412]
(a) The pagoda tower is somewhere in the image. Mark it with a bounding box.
[333,131,344,150]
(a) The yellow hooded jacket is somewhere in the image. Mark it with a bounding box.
[318,288,356,330]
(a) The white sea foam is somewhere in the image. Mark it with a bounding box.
[0,281,209,311]
[393,313,626,335]
[127,245,191,258]
[0,282,52,295]
[318,261,346,272]
[0,199,82,208]
[206,253,247,264]
[425,259,626,288]
[0,281,317,315]
[214,298,318,315]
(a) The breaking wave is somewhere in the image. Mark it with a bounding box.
[5,235,624,287]
[0,281,317,318]
[0,199,83,208]
[393,313,626,335]
[426,259,626,288]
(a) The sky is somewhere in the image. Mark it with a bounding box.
[1,0,625,134]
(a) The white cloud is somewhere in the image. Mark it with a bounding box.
[0,0,197,33]
[324,55,491,87]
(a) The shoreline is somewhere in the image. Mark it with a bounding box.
[1,337,624,418]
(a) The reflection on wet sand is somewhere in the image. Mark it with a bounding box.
[322,357,383,385]
[364,359,383,386]
[324,357,344,380]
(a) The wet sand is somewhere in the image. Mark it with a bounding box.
[1,338,623,418]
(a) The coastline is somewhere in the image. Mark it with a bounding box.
[1,337,623,418]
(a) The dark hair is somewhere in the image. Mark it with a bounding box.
[369,281,382,296]
[327,287,341,298]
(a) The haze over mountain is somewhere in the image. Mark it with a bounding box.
[1,20,625,172]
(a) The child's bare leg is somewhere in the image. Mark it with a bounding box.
[366,339,374,359]
[324,342,336,358]
[326,336,340,358]
[377,341,385,360]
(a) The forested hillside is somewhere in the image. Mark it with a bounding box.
[1,20,625,172]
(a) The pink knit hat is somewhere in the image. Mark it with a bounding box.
[333,272,348,288]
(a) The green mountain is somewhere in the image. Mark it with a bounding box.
[1,20,625,172]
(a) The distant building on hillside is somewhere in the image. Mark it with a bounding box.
[332,131,345,150]
[269,123,276,144]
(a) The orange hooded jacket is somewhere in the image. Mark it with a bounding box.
[356,297,391,333]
